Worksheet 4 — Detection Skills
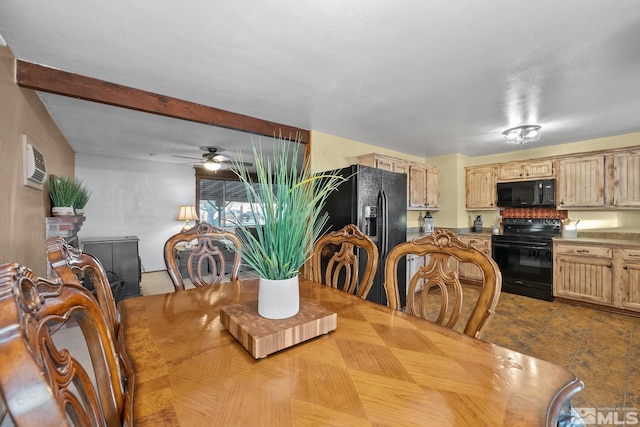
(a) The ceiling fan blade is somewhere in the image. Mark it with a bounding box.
[172,155,202,160]
[219,159,253,167]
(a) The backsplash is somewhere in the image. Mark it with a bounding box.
[500,207,568,219]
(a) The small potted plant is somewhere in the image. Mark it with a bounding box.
[73,179,91,216]
[48,175,79,216]
[231,134,346,319]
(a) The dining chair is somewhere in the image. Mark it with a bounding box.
[384,229,502,339]
[46,236,121,336]
[312,224,379,299]
[164,222,243,291]
[0,262,131,426]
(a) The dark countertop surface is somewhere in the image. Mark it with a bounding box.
[406,228,640,245]
[406,228,495,241]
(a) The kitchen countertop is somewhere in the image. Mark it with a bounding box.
[407,228,640,245]
[553,235,640,246]
[406,228,495,241]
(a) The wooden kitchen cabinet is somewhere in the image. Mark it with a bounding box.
[405,234,490,288]
[408,165,427,208]
[554,240,640,313]
[359,153,440,210]
[408,164,440,209]
[620,248,640,311]
[358,153,408,174]
[425,167,440,209]
[554,242,613,305]
[457,234,491,283]
[465,166,497,209]
[557,154,605,208]
[609,149,640,207]
[498,160,555,182]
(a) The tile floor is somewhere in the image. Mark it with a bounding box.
[140,271,640,422]
[479,289,639,417]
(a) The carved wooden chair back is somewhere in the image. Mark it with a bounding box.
[384,230,502,339]
[46,236,120,337]
[0,262,131,426]
[312,224,379,299]
[164,222,243,291]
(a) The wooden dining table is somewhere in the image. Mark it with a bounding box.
[120,278,583,426]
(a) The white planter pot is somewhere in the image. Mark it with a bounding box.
[258,276,300,319]
[75,209,84,216]
[51,206,75,217]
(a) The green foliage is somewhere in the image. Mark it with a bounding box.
[231,134,346,280]
[48,175,80,207]
[74,179,91,209]
[48,176,91,209]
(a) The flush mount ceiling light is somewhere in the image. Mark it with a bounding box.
[503,125,541,144]
[203,159,222,171]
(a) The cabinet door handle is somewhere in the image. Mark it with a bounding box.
[607,265,612,268]
[576,249,590,253]
[629,254,640,257]
[623,266,628,270]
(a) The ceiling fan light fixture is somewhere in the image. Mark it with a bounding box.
[204,159,222,171]
[503,125,541,144]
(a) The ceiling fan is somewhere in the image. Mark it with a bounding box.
[172,146,252,171]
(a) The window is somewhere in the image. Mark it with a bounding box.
[198,176,266,227]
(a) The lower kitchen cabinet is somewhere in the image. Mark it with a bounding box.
[620,248,640,311]
[81,236,141,300]
[457,234,491,283]
[406,234,491,287]
[554,243,613,305]
[553,240,640,313]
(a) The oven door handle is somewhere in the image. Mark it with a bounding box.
[492,242,550,250]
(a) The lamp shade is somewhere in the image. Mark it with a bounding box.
[177,205,199,221]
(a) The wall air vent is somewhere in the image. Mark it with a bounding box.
[23,134,47,190]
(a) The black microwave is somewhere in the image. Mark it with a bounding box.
[496,179,556,207]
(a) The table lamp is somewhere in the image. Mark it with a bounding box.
[177,205,199,231]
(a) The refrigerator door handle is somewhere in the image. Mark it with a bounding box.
[381,190,389,258]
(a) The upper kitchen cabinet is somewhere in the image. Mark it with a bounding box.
[425,167,440,209]
[358,153,440,210]
[408,165,440,209]
[608,148,640,207]
[498,160,555,182]
[358,153,408,174]
[465,165,497,209]
[557,155,605,208]
[408,165,427,208]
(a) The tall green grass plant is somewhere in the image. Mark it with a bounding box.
[48,175,80,207]
[231,135,346,280]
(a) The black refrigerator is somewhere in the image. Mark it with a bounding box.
[320,165,407,307]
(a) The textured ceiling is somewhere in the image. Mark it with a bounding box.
[1,1,640,164]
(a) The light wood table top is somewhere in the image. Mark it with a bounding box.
[120,278,583,426]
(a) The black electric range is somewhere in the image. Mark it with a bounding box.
[491,218,560,301]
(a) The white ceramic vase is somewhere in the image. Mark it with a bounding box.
[51,206,75,217]
[258,275,300,319]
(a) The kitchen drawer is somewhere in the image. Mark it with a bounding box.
[555,244,612,258]
[622,248,640,262]
[459,236,490,254]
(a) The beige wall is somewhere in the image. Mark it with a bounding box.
[0,46,75,276]
[311,129,640,231]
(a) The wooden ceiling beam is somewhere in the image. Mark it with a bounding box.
[15,60,310,144]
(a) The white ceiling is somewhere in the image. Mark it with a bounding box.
[1,1,640,165]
